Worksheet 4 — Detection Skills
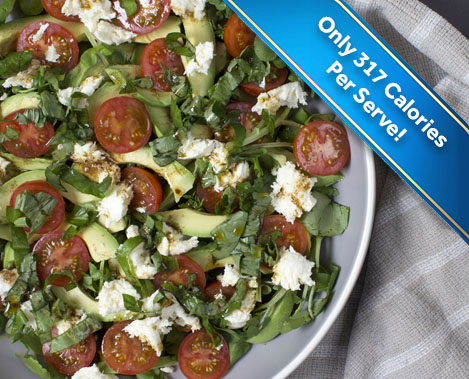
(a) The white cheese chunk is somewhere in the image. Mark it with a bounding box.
[185,41,214,76]
[20,300,37,330]
[55,311,86,335]
[171,0,206,19]
[57,87,74,107]
[93,21,137,45]
[45,44,60,63]
[272,246,315,291]
[178,132,217,159]
[0,156,10,184]
[224,290,257,329]
[71,142,106,163]
[160,366,175,373]
[0,93,8,101]
[57,75,104,108]
[31,23,49,43]
[97,182,133,228]
[208,142,229,174]
[142,290,163,313]
[0,268,17,299]
[126,224,139,238]
[214,161,250,192]
[124,317,172,356]
[97,279,140,317]
[129,243,157,279]
[161,293,201,331]
[252,81,308,115]
[270,161,317,223]
[217,265,240,287]
[2,59,41,89]
[72,364,117,379]
[157,222,199,256]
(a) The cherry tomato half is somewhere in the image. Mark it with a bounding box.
[140,38,184,91]
[0,109,55,158]
[259,215,311,255]
[10,181,65,235]
[178,329,230,379]
[122,166,163,214]
[33,230,90,286]
[196,181,224,214]
[240,66,289,97]
[293,121,350,176]
[204,281,235,303]
[214,102,261,143]
[223,13,255,58]
[113,0,170,34]
[41,0,79,22]
[17,21,79,71]
[102,320,159,375]
[42,327,96,376]
[94,96,152,154]
[153,255,206,290]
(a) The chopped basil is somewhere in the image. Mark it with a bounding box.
[14,191,58,235]
[49,316,102,353]
[149,136,181,167]
[0,51,33,79]
[165,32,196,58]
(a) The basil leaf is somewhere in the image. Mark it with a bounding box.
[67,202,98,227]
[0,0,15,23]
[0,127,19,143]
[14,191,58,235]
[123,294,142,312]
[15,109,46,128]
[243,193,271,237]
[40,92,66,121]
[162,65,190,98]
[15,354,52,379]
[120,0,138,17]
[149,136,181,167]
[254,36,277,62]
[211,211,248,258]
[165,32,196,58]
[116,237,148,296]
[0,51,33,79]
[49,316,102,353]
[314,172,344,187]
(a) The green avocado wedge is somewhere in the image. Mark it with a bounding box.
[0,93,41,118]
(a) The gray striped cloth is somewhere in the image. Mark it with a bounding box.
[290,0,469,378]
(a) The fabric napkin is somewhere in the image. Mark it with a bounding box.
[290,0,469,378]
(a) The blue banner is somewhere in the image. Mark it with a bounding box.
[224,0,469,244]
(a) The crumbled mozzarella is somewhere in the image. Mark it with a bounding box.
[272,246,315,291]
[97,279,140,317]
[2,59,41,89]
[171,0,206,19]
[208,142,229,174]
[0,156,10,181]
[248,277,258,288]
[71,142,106,163]
[157,222,199,256]
[252,82,308,115]
[224,290,257,329]
[45,44,60,63]
[185,42,214,76]
[0,93,7,101]
[0,268,17,299]
[259,76,267,89]
[217,265,240,287]
[124,317,172,356]
[31,23,49,43]
[20,300,37,330]
[93,21,137,45]
[178,132,217,159]
[214,161,250,192]
[97,182,133,227]
[270,161,317,223]
[72,364,117,379]
[126,225,139,238]
[129,243,157,279]
[55,312,86,335]
[142,290,163,313]
[57,75,104,108]
[160,366,175,373]
[161,293,201,331]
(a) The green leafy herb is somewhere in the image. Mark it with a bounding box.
[123,294,142,312]
[15,354,53,379]
[40,92,66,121]
[120,0,138,17]
[254,36,277,62]
[14,191,58,235]
[116,237,149,296]
[49,316,102,353]
[211,211,248,258]
[165,32,196,58]
[0,127,19,143]
[67,202,98,227]
[0,51,33,79]
[162,65,190,98]
[0,0,15,23]
[149,136,181,167]
[15,109,47,128]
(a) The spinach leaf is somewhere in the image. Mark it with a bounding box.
[313,172,344,187]
[40,92,66,121]
[254,36,276,62]
[165,32,196,58]
[0,0,15,23]
[149,136,181,167]
[15,354,53,379]
[211,211,248,259]
[120,0,138,17]
[14,191,58,235]
[0,51,33,79]
[49,316,102,353]
[301,191,350,236]
[221,329,251,366]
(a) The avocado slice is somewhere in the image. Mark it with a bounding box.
[52,286,141,322]
[181,17,216,97]
[0,15,85,58]
[159,209,229,238]
[110,147,194,202]
[146,105,173,138]
[76,222,119,262]
[1,153,52,171]
[0,93,41,118]
[133,16,181,44]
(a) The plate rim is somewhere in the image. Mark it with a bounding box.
[273,144,376,379]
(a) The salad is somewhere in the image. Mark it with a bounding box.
[0,0,352,378]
